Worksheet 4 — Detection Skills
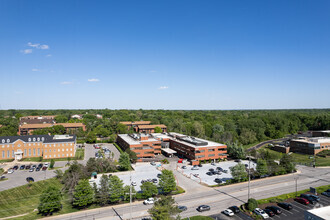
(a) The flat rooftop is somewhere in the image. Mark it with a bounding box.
[117,134,160,145]
[306,205,330,219]
[292,137,330,144]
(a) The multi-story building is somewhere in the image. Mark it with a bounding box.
[18,123,86,135]
[0,134,76,160]
[117,132,227,163]
[312,130,330,137]
[136,124,167,134]
[20,115,56,120]
[120,121,152,131]
[290,137,330,155]
[117,133,162,161]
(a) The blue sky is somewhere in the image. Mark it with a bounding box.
[1,0,330,110]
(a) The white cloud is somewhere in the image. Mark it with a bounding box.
[27,42,49,49]
[32,68,40,72]
[46,54,52,57]
[88,78,100,82]
[21,49,33,54]
[60,81,73,85]
[158,86,169,90]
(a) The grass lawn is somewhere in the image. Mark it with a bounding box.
[184,216,214,220]
[20,149,85,162]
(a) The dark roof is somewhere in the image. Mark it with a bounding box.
[0,135,76,144]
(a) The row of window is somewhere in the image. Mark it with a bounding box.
[196,153,226,159]
[45,153,73,158]
[1,142,73,148]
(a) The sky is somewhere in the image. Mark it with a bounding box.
[0,0,330,110]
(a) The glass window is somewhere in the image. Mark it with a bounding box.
[7,150,10,157]
[38,148,40,156]
[33,149,36,156]
[2,151,4,158]
[24,149,27,155]
[29,149,31,156]
[12,150,14,158]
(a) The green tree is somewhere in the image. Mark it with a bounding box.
[141,181,158,199]
[280,154,295,173]
[256,159,268,176]
[125,148,138,163]
[86,132,97,143]
[55,115,68,123]
[123,185,136,201]
[116,123,128,134]
[148,195,180,220]
[230,163,248,182]
[109,175,124,203]
[159,170,176,195]
[119,152,131,170]
[247,198,258,211]
[227,142,246,159]
[50,159,55,169]
[154,126,163,133]
[38,186,62,215]
[72,179,94,208]
[96,175,110,205]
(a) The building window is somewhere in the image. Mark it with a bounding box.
[24,149,27,155]
[208,154,215,157]
[38,149,40,155]
[33,149,36,156]
[2,151,4,158]
[208,149,215,152]
[29,149,31,156]
[12,150,14,158]
[7,150,10,158]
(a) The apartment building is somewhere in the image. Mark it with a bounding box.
[120,121,151,131]
[117,133,161,161]
[19,123,86,135]
[312,130,330,137]
[0,134,76,160]
[290,137,330,155]
[117,132,227,162]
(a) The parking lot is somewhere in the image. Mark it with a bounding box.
[178,160,257,186]
[91,162,162,191]
[85,143,121,162]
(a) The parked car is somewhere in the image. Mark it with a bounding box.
[150,161,156,166]
[321,191,330,197]
[42,166,47,171]
[308,194,320,202]
[197,205,210,212]
[295,197,310,205]
[25,165,31,170]
[32,165,37,168]
[131,181,137,186]
[214,178,224,184]
[211,162,216,166]
[29,167,34,172]
[44,162,49,168]
[265,206,281,215]
[143,198,155,205]
[235,159,241,162]
[157,174,162,178]
[182,166,187,169]
[216,167,223,171]
[19,165,25,170]
[214,170,222,175]
[38,163,43,168]
[7,168,14,174]
[223,169,228,173]
[223,209,234,216]
[191,167,199,170]
[228,206,240,214]
[263,209,275,217]
[13,165,19,170]
[26,177,34,182]
[36,167,41,172]
[206,172,213,176]
[198,164,203,167]
[0,175,6,180]
[178,206,187,212]
[277,202,293,210]
[141,180,146,184]
[209,168,214,172]
[300,194,318,204]
[254,208,269,219]
[193,174,199,177]
[152,178,158,183]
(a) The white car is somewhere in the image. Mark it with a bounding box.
[143,198,155,205]
[7,169,14,174]
[254,208,269,219]
[44,162,49,168]
[223,209,234,216]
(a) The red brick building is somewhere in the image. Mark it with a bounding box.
[136,124,167,134]
[120,121,151,131]
[19,123,86,135]
[290,137,330,155]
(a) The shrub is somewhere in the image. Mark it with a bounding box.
[247,198,258,211]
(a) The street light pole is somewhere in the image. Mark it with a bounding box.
[294,176,298,197]
[248,156,251,201]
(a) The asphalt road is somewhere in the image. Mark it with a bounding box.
[44,165,330,220]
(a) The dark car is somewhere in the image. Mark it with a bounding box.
[32,165,37,168]
[198,164,203,167]
[278,202,293,210]
[25,165,31,170]
[209,168,214,172]
[42,166,47,171]
[206,172,213,176]
[223,169,228,173]
[300,194,318,204]
[36,167,41,171]
[38,163,43,168]
[20,165,25,170]
[214,170,221,175]
[152,178,158,183]
[178,206,187,212]
[26,177,34,182]
[197,205,210,212]
[214,178,222,183]
[264,209,275,217]
[0,176,6,180]
[157,174,162,178]
[266,206,281,215]
[13,165,19,170]
[308,194,320,202]
[228,206,240,214]
[321,191,330,197]
[295,197,310,205]
[216,167,223,171]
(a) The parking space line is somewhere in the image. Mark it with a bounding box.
[291,203,307,211]
[292,209,300,213]
[285,210,294,215]
[281,212,287,216]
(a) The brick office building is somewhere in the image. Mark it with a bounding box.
[312,130,330,137]
[0,134,76,160]
[120,121,152,131]
[290,137,330,155]
[117,133,161,161]
[117,132,227,162]
[19,123,86,135]
[136,124,167,134]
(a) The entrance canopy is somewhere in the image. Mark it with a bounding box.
[161,148,177,154]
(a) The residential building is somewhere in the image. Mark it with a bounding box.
[0,134,76,160]
[136,124,167,134]
[312,130,330,137]
[18,123,86,135]
[71,114,83,119]
[290,137,330,155]
[117,132,227,162]
[20,115,56,120]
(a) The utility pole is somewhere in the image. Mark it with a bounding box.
[248,156,251,201]
[294,176,298,197]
